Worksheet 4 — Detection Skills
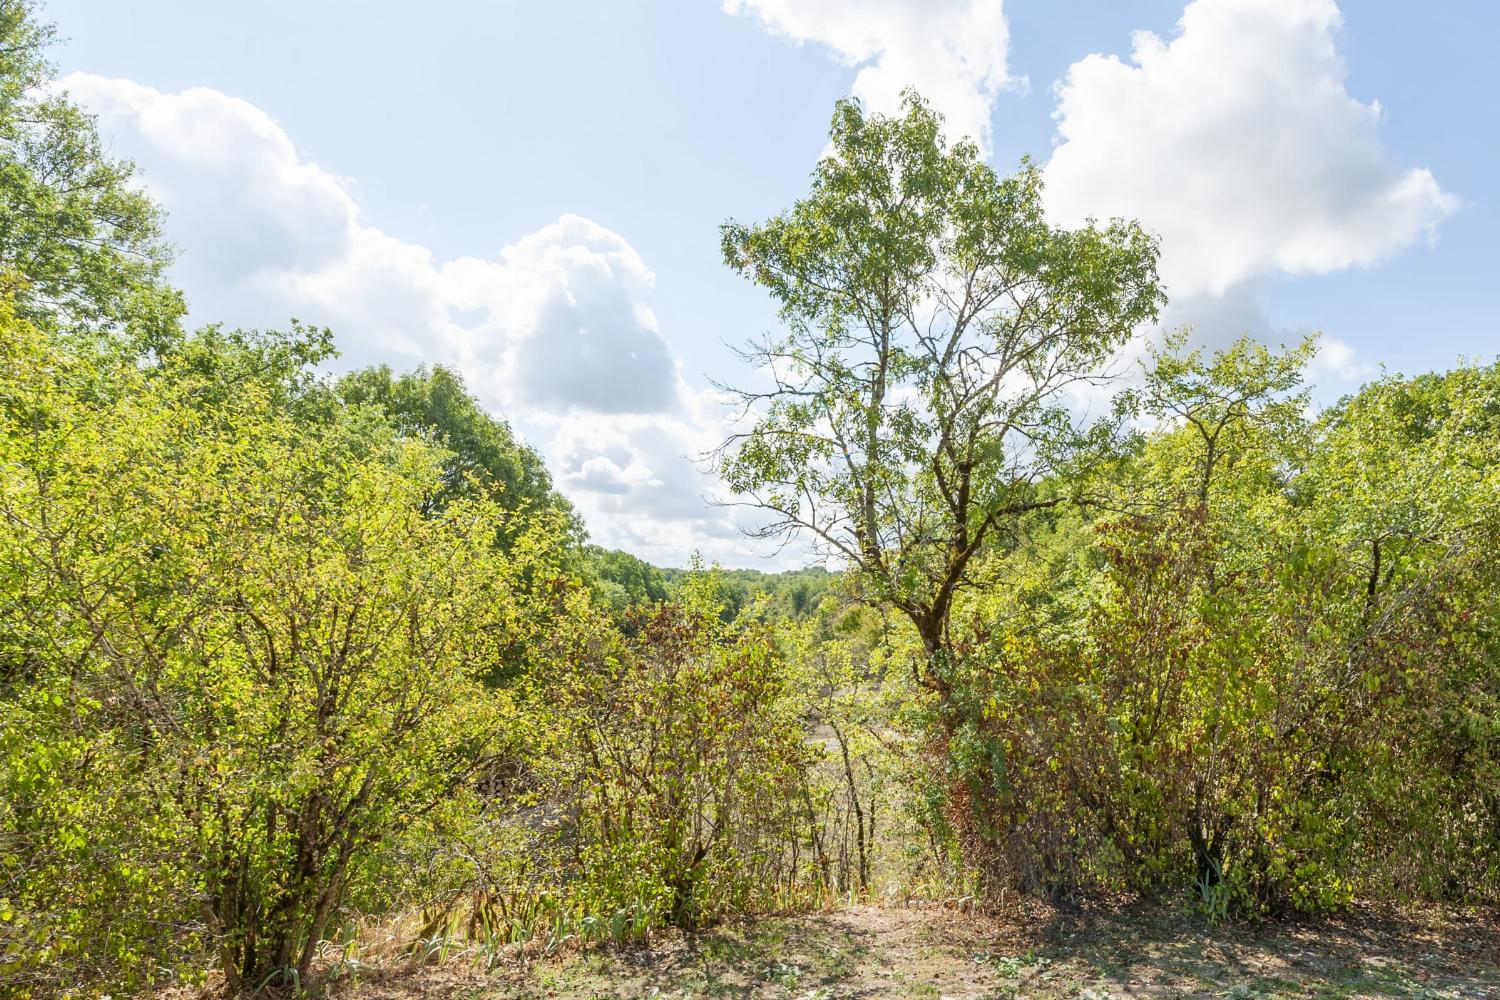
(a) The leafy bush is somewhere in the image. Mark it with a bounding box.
[0,314,570,992]
[547,577,816,927]
[937,346,1500,917]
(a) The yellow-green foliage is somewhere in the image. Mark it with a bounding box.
[940,343,1500,917]
[546,574,815,927]
[1,2,1497,989]
[0,307,570,992]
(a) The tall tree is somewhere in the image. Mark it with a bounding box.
[717,93,1162,697]
[0,0,183,340]
[337,364,575,531]
[1127,331,1314,507]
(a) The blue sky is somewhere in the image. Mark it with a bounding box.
[46,0,1499,566]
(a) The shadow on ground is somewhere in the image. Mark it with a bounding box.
[345,902,1500,1000]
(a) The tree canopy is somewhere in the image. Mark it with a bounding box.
[0,5,1495,994]
[719,93,1163,691]
[0,0,183,341]
[336,364,576,533]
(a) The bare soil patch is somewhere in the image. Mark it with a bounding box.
[324,902,1498,999]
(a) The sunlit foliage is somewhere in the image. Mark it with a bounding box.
[0,4,1495,994]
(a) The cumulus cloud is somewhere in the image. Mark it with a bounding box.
[723,0,1013,151]
[1307,334,1374,385]
[60,72,775,566]
[548,398,763,558]
[498,224,676,414]
[1043,0,1456,301]
[64,73,683,416]
[1158,281,1276,349]
[64,74,436,361]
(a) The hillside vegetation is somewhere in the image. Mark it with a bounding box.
[0,2,1496,996]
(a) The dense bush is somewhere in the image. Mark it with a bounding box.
[940,346,1500,916]
[0,3,1496,993]
[0,310,843,994]
[548,581,815,926]
[0,311,568,991]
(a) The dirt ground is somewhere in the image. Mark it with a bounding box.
[331,902,1499,1000]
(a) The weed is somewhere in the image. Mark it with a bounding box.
[763,960,802,989]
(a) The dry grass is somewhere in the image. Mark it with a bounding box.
[265,900,1500,1000]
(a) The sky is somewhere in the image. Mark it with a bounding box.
[44,0,1499,568]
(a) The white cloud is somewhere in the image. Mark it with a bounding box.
[64,75,435,362]
[62,72,788,568]
[724,0,1013,151]
[1158,284,1371,388]
[65,73,684,415]
[1043,0,1456,301]
[1157,281,1275,349]
[547,395,781,560]
[1307,334,1374,384]
[442,216,681,415]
